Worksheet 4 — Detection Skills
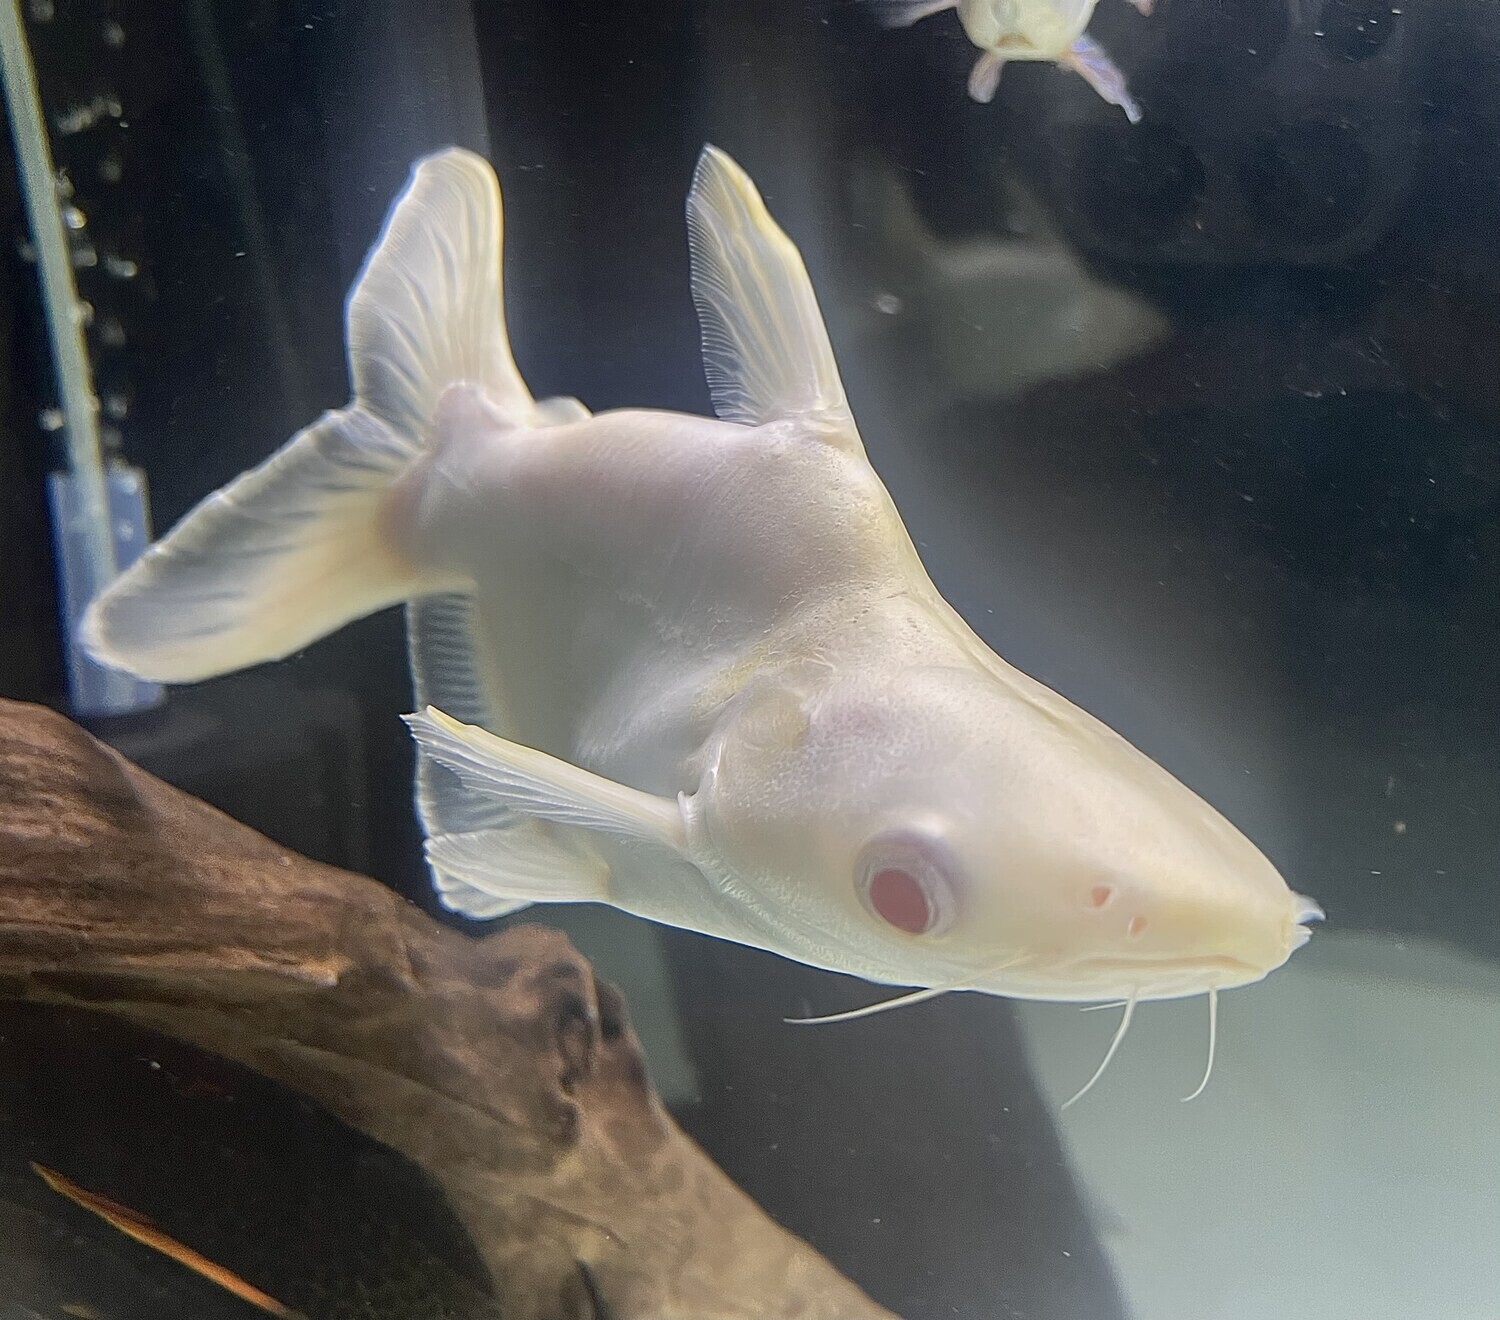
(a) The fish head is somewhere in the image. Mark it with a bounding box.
[701,665,1321,1000]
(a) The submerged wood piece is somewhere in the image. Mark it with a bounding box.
[0,699,895,1320]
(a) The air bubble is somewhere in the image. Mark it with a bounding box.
[56,95,120,136]
[1316,0,1396,60]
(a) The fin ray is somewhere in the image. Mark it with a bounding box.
[404,707,687,847]
[407,596,542,917]
[407,594,518,840]
[82,408,423,682]
[82,147,523,684]
[686,146,860,448]
[348,147,534,435]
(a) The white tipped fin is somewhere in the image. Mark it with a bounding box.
[686,146,859,448]
[348,147,534,436]
[427,822,610,918]
[82,408,422,683]
[403,707,689,849]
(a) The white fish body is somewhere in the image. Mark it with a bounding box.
[83,147,1319,1020]
[875,0,1146,121]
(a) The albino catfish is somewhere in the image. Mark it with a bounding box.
[874,0,1149,122]
[84,147,1320,1104]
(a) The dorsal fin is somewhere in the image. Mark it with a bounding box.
[685,146,861,451]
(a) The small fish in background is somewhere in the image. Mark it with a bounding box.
[84,146,1320,1106]
[31,1163,305,1319]
[873,0,1148,122]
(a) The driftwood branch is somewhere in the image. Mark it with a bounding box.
[0,698,895,1320]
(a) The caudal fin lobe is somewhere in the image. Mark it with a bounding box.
[82,148,534,683]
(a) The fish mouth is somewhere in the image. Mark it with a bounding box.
[1289,895,1326,950]
[1061,897,1327,989]
[989,952,1269,1003]
[1072,952,1260,975]
[975,901,1325,1005]
[1073,952,1266,987]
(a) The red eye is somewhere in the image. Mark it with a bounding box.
[868,867,933,934]
[856,830,959,937]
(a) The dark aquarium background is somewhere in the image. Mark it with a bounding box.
[3,2,1498,1318]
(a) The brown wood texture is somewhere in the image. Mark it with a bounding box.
[0,699,896,1320]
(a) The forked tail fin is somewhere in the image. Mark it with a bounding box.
[82,148,534,683]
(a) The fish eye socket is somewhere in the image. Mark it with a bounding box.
[855,831,959,937]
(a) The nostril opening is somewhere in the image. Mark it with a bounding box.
[1127,915,1149,938]
[1090,885,1115,909]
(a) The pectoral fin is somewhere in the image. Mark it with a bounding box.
[868,0,957,28]
[404,708,689,850]
[1061,35,1142,123]
[404,708,694,918]
[968,52,1006,103]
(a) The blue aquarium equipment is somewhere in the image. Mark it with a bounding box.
[0,0,157,716]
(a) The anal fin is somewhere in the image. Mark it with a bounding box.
[407,594,512,842]
[409,595,546,918]
[405,704,689,922]
[427,821,610,918]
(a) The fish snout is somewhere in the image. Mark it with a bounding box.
[1070,882,1319,994]
[1181,885,1322,979]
